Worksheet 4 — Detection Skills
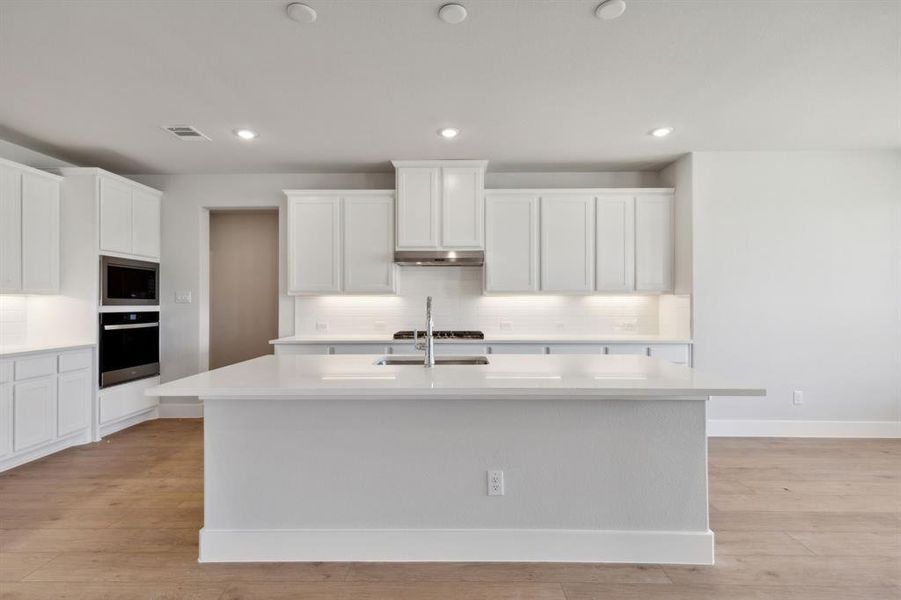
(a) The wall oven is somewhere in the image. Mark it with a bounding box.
[99,311,160,388]
[101,256,159,306]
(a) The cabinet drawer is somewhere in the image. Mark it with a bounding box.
[58,350,92,373]
[605,344,650,356]
[648,344,690,365]
[488,344,548,355]
[15,355,57,380]
[547,344,607,354]
[330,345,388,355]
[0,361,11,384]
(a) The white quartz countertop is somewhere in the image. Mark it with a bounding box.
[271,335,692,344]
[149,354,762,399]
[0,341,95,358]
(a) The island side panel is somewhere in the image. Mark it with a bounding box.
[201,395,711,563]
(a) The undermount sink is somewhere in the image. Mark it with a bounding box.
[375,356,489,366]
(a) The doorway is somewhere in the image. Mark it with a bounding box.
[209,210,278,369]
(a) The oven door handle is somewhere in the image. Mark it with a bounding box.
[103,323,159,331]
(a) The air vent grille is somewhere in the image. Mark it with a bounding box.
[162,125,210,141]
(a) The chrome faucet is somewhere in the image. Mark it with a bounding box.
[414,296,435,367]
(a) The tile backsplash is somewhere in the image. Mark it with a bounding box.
[0,295,28,346]
[294,267,690,337]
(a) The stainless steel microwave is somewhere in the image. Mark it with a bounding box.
[100,256,159,306]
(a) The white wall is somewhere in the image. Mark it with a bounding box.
[0,139,76,169]
[691,151,901,430]
[659,154,693,295]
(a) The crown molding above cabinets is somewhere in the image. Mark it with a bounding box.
[392,160,488,251]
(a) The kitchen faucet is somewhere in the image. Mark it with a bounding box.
[414,296,435,367]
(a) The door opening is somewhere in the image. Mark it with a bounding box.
[209,210,278,369]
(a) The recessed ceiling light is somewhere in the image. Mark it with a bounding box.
[234,129,258,140]
[650,127,673,138]
[439,127,459,139]
[595,0,626,20]
[286,2,317,23]
[438,3,468,24]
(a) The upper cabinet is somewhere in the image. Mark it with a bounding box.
[98,175,161,261]
[0,158,60,294]
[635,194,674,292]
[483,189,674,294]
[485,194,539,293]
[286,190,396,295]
[393,160,487,251]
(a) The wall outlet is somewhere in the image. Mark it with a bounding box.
[174,291,192,304]
[499,320,513,331]
[554,321,565,331]
[315,320,329,332]
[792,390,804,406]
[487,470,504,496]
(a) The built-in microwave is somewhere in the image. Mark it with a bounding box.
[101,256,159,306]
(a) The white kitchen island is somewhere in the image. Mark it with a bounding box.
[150,353,762,565]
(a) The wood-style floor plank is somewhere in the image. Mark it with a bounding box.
[0,419,898,600]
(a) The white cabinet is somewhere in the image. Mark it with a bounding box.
[286,191,396,295]
[485,194,539,293]
[442,166,484,248]
[595,195,635,292]
[99,174,161,261]
[57,369,91,437]
[99,176,133,254]
[288,195,342,294]
[0,383,12,459]
[344,195,396,293]
[635,194,674,292]
[396,167,439,249]
[0,164,22,291]
[540,194,595,292]
[0,159,60,294]
[393,160,487,250]
[131,188,161,259]
[13,376,56,452]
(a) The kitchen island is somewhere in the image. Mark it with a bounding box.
[150,353,762,565]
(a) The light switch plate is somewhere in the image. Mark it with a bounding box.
[315,320,329,332]
[174,291,192,304]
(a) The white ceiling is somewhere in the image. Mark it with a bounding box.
[1,0,898,174]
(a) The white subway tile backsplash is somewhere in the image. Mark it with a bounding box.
[293,268,675,337]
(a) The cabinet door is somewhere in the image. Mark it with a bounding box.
[441,166,483,248]
[344,195,396,293]
[21,173,59,293]
[540,194,595,292]
[14,375,56,451]
[0,383,12,458]
[648,344,690,365]
[485,195,539,292]
[287,196,342,293]
[131,188,161,259]
[0,165,22,292]
[57,368,91,437]
[635,194,674,292]
[396,167,440,249]
[99,176,133,254]
[596,195,635,292]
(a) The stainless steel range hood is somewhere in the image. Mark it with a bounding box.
[394,250,484,267]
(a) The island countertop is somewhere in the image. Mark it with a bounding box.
[149,354,763,399]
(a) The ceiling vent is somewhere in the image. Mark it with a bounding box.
[161,125,211,141]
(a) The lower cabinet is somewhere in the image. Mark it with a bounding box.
[99,376,159,427]
[0,347,95,472]
[273,342,691,364]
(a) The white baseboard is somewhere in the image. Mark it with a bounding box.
[708,419,901,438]
[99,406,158,437]
[158,402,203,418]
[199,528,714,565]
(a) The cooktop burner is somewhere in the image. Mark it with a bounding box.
[393,330,484,340]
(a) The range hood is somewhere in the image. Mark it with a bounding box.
[394,250,484,267]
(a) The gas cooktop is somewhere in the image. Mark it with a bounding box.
[393,330,484,340]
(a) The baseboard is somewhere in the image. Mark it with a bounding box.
[199,528,714,565]
[158,402,203,418]
[0,429,92,473]
[708,419,901,438]
[99,406,159,437]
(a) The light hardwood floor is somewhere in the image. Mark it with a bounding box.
[1,419,898,599]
